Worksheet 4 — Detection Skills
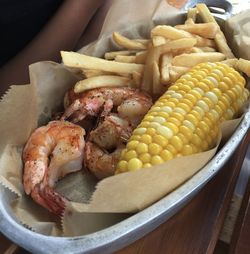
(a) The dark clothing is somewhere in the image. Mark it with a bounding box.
[0,0,63,66]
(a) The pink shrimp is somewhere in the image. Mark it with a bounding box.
[84,114,132,179]
[23,120,85,215]
[61,87,153,126]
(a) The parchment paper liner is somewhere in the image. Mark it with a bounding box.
[0,0,250,237]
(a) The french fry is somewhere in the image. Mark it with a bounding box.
[104,50,137,60]
[221,58,239,68]
[236,58,250,77]
[151,25,192,40]
[82,69,108,78]
[134,39,150,46]
[61,51,144,74]
[194,35,216,48]
[175,23,218,39]
[152,61,163,95]
[142,38,197,93]
[196,3,235,58]
[161,53,172,84]
[172,52,226,67]
[142,44,161,93]
[112,32,147,50]
[135,51,148,64]
[169,66,190,83]
[132,71,142,87]
[185,7,197,24]
[114,55,136,63]
[152,36,168,47]
[197,46,216,52]
[74,75,132,93]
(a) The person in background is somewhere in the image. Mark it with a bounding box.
[0,0,113,96]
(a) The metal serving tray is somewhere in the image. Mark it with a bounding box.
[1,1,249,253]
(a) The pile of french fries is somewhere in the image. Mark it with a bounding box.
[61,4,250,98]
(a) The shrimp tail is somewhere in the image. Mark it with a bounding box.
[30,186,66,215]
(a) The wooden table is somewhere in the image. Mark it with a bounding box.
[1,130,250,254]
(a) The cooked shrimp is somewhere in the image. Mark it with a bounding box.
[23,120,85,215]
[84,114,132,179]
[61,87,153,125]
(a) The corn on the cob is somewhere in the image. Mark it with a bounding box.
[116,62,249,173]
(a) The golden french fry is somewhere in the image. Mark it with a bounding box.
[220,58,238,69]
[142,44,161,94]
[152,61,163,95]
[151,25,192,40]
[104,50,137,60]
[186,7,197,24]
[169,66,190,83]
[236,58,250,77]
[196,3,235,58]
[134,39,150,46]
[61,51,144,74]
[175,23,218,39]
[197,46,216,52]
[135,51,148,64]
[142,38,197,93]
[172,47,203,55]
[114,55,136,63]
[74,75,132,93]
[82,69,108,78]
[194,35,216,48]
[152,36,168,47]
[112,32,147,50]
[172,52,226,67]
[161,53,172,84]
[132,71,142,87]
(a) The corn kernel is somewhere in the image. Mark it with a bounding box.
[147,128,156,136]
[185,94,197,104]
[133,127,146,135]
[144,115,154,122]
[127,158,143,171]
[127,140,139,150]
[157,112,169,119]
[149,143,162,155]
[199,121,210,133]
[153,134,168,147]
[179,125,193,139]
[195,127,205,139]
[160,149,173,161]
[192,134,202,147]
[151,155,164,165]
[170,135,183,151]
[124,150,137,161]
[183,119,195,131]
[139,153,151,163]
[141,134,152,144]
[136,143,148,154]
[163,122,179,135]
[176,133,189,144]
[117,161,128,172]
[168,117,181,126]
[185,113,199,126]
[218,81,229,92]
[170,112,185,122]
[154,116,166,124]
[182,144,193,155]
[166,144,177,155]
[157,125,174,139]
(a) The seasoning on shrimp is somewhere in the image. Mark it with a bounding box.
[61,87,153,126]
[23,120,85,215]
[84,114,132,179]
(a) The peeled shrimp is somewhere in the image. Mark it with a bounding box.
[84,114,132,179]
[61,87,153,125]
[23,120,85,215]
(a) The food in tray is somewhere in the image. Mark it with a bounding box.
[116,62,249,173]
[22,3,250,214]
